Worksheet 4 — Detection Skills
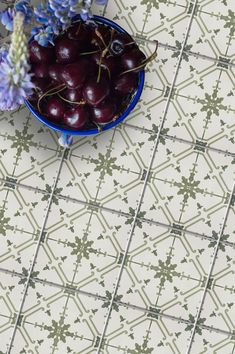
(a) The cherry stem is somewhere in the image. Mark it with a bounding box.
[124,41,135,47]
[95,28,107,48]
[58,94,86,105]
[75,21,82,35]
[37,84,66,114]
[97,54,102,83]
[93,122,103,132]
[102,28,115,58]
[120,40,159,76]
[79,49,101,56]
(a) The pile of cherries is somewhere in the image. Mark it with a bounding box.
[29,20,157,131]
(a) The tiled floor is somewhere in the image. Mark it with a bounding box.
[0,0,235,353]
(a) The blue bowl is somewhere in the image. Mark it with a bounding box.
[25,15,145,144]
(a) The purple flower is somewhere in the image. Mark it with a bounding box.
[0,47,9,63]
[32,26,54,47]
[15,0,34,24]
[0,8,14,31]
[0,58,34,111]
[80,8,92,21]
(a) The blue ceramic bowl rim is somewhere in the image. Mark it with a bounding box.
[25,15,145,136]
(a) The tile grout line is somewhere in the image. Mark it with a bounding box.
[95,1,199,351]
[186,182,235,354]
[6,149,66,354]
[0,266,232,338]
[1,177,235,249]
[134,37,235,69]
[122,122,235,158]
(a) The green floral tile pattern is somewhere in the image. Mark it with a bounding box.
[0,272,26,353]
[104,0,192,47]
[223,198,235,243]
[0,0,235,353]
[117,222,215,319]
[186,0,235,59]
[101,303,193,353]
[141,137,235,236]
[9,281,108,353]
[199,245,235,333]
[34,197,133,296]
[163,54,235,152]
[0,107,62,191]
[190,327,234,354]
[0,184,49,273]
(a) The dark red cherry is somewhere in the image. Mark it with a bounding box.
[61,88,83,102]
[29,41,55,64]
[121,48,146,72]
[114,73,138,94]
[91,100,117,124]
[55,38,79,64]
[61,60,87,89]
[45,97,66,123]
[32,63,48,79]
[32,77,50,94]
[83,78,110,106]
[48,64,64,82]
[63,106,88,129]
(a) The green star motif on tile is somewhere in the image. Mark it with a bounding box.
[208,231,229,251]
[151,255,180,286]
[102,291,123,312]
[197,89,227,120]
[128,339,154,354]
[7,126,37,157]
[141,0,167,11]
[44,317,74,346]
[174,172,203,203]
[171,41,193,62]
[0,209,14,236]
[221,10,235,36]
[90,151,120,179]
[67,235,97,263]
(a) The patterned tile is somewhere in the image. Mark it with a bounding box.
[34,197,133,297]
[10,281,108,354]
[163,54,235,153]
[1,0,235,351]
[140,137,235,236]
[125,45,179,130]
[0,272,26,353]
[58,125,155,214]
[199,245,235,333]
[104,0,192,47]
[101,303,192,353]
[0,183,49,273]
[190,327,234,354]
[117,221,214,319]
[187,1,235,59]
[223,194,235,244]
[0,106,62,191]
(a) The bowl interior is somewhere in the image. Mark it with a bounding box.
[25,15,145,136]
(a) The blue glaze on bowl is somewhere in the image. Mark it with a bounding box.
[25,15,145,137]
